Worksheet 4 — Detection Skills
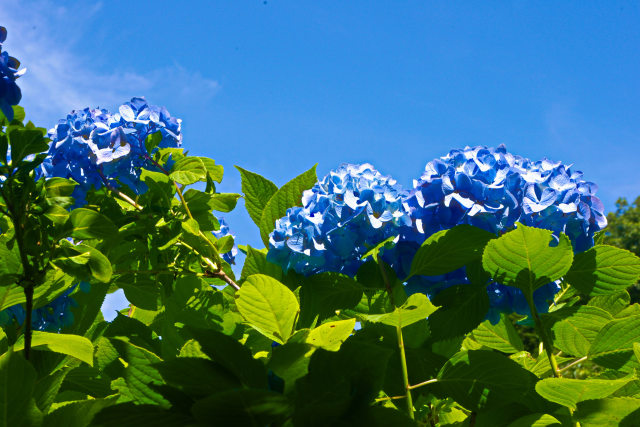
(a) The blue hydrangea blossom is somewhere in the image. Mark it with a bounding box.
[0,284,88,332]
[268,163,411,276]
[213,218,238,265]
[3,98,184,331]
[402,145,607,323]
[0,26,25,121]
[41,97,182,205]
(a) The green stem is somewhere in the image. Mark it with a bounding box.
[175,182,194,219]
[23,285,34,360]
[408,378,438,390]
[377,261,413,419]
[176,241,240,291]
[395,320,414,419]
[526,293,560,378]
[559,356,588,374]
[147,158,240,290]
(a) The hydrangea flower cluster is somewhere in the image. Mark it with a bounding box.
[0,285,84,332]
[3,96,238,330]
[268,146,607,324]
[404,145,606,247]
[402,145,607,322]
[0,26,25,121]
[40,97,182,205]
[213,218,238,265]
[268,163,411,276]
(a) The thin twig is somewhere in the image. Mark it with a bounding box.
[374,395,407,403]
[559,356,588,373]
[408,378,438,390]
[209,270,241,291]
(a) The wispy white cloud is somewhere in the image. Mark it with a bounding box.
[0,0,220,127]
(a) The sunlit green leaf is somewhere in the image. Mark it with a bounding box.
[360,293,437,328]
[236,166,278,227]
[306,319,355,351]
[70,208,118,240]
[566,245,640,296]
[482,223,573,295]
[536,374,636,409]
[410,225,495,278]
[235,274,299,344]
[258,165,317,246]
[169,156,206,185]
[14,332,94,366]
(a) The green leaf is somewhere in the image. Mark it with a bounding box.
[236,166,279,227]
[144,131,163,154]
[258,165,317,246]
[428,284,490,341]
[410,225,495,278]
[44,397,117,427]
[0,271,75,312]
[92,402,194,426]
[180,218,216,259]
[0,349,40,427]
[78,244,113,283]
[306,319,356,351]
[0,235,22,285]
[482,223,574,295]
[575,397,640,426]
[361,236,397,262]
[588,291,631,315]
[209,193,241,212]
[70,208,118,240]
[536,375,636,410]
[33,369,68,414]
[14,332,94,366]
[8,127,49,165]
[470,315,524,354]
[634,342,640,363]
[588,315,640,372]
[240,245,283,282]
[116,274,160,311]
[11,106,26,123]
[235,274,299,344]
[154,357,242,396]
[169,156,207,185]
[360,293,437,328]
[435,350,543,411]
[140,169,173,207]
[187,327,267,389]
[110,340,169,408]
[299,272,363,327]
[44,205,70,224]
[552,306,613,357]
[293,340,393,424]
[0,134,6,166]
[506,413,561,427]
[198,157,224,183]
[191,389,293,426]
[44,177,77,198]
[268,340,314,392]
[565,245,640,296]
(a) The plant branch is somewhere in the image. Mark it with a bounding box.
[23,285,34,360]
[378,261,413,420]
[408,378,438,390]
[97,170,143,211]
[526,293,561,378]
[374,395,407,403]
[559,356,588,374]
[207,269,240,291]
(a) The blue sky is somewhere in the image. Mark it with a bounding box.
[2,1,639,315]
